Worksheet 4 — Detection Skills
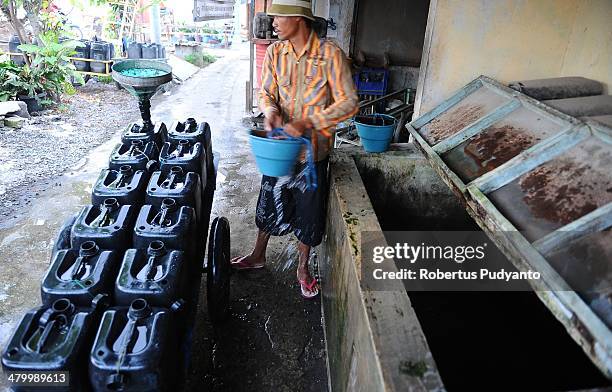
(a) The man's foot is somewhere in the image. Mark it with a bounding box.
[230,254,266,270]
[297,268,319,298]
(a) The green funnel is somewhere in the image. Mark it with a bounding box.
[112,59,173,131]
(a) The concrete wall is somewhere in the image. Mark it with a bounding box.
[414,0,612,116]
[352,0,429,66]
[321,147,449,391]
[328,0,356,54]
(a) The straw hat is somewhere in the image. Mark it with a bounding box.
[267,0,315,21]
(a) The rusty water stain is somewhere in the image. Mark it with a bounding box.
[519,158,612,225]
[421,104,485,145]
[462,125,542,177]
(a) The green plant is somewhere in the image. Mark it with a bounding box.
[184,53,200,66]
[202,52,217,65]
[18,31,84,100]
[183,52,217,68]
[96,75,113,84]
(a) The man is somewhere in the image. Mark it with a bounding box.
[231,0,358,298]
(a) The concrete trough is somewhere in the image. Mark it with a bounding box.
[320,145,610,391]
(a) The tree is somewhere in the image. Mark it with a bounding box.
[0,0,44,66]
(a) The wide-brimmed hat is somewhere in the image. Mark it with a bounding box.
[267,0,315,21]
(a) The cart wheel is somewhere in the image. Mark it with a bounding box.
[115,81,123,90]
[206,216,231,323]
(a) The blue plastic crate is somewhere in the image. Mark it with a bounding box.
[353,68,389,96]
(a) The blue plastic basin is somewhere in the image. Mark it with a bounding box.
[249,131,303,176]
[355,114,397,153]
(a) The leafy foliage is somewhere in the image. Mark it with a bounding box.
[18,31,85,98]
[0,32,84,104]
[184,52,217,68]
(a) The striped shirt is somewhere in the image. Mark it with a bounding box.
[259,31,358,161]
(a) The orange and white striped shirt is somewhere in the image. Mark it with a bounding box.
[259,31,358,161]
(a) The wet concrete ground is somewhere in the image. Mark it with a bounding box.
[0,44,327,391]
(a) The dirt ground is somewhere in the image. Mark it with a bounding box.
[0,80,140,228]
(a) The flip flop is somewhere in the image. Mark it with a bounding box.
[230,255,265,271]
[299,277,319,299]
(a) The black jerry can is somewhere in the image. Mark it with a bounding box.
[92,165,149,207]
[51,214,78,261]
[89,299,177,392]
[133,198,197,255]
[42,241,119,307]
[71,198,137,251]
[109,140,159,172]
[159,140,206,179]
[164,118,209,147]
[145,166,203,226]
[2,296,108,392]
[121,122,165,150]
[115,241,186,308]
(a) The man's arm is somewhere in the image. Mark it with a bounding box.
[309,45,358,135]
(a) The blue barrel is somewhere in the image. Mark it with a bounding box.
[249,130,303,177]
[354,114,397,153]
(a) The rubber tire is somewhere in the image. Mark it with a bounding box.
[206,216,231,324]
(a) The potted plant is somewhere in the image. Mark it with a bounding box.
[0,63,50,112]
[0,32,84,112]
[18,32,84,102]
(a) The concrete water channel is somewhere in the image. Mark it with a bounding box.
[0,46,327,391]
[322,146,610,391]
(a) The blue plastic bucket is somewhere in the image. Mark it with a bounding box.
[249,130,303,176]
[355,114,397,153]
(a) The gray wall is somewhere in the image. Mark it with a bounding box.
[351,0,430,66]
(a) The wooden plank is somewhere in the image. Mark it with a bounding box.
[466,186,612,378]
[469,125,590,194]
[532,202,612,256]
[432,99,521,154]
[408,75,612,377]
[411,78,484,130]
[406,124,467,194]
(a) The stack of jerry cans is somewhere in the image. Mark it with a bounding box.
[2,119,230,391]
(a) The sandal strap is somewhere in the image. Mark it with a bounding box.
[300,277,318,291]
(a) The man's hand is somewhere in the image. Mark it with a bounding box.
[264,112,283,131]
[284,118,313,138]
